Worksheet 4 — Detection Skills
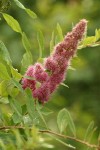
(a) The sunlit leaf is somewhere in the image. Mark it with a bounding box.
[21,52,33,74]
[0,80,9,97]
[0,97,9,104]
[0,63,11,80]
[42,143,54,148]
[68,65,76,71]
[37,30,44,58]
[13,0,25,9]
[57,23,64,41]
[61,83,69,88]
[11,78,23,92]
[50,31,55,53]
[2,13,22,33]
[8,87,19,98]
[82,36,96,46]
[25,8,37,19]
[11,67,22,81]
[22,32,31,53]
[0,41,12,65]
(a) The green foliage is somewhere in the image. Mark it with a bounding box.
[57,108,76,136]
[2,13,22,33]
[22,32,31,53]
[13,0,37,19]
[55,23,64,44]
[37,30,44,59]
[0,63,11,80]
[78,28,100,49]
[0,41,12,65]
[50,31,55,53]
[56,23,64,41]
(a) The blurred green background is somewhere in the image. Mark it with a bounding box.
[0,0,100,149]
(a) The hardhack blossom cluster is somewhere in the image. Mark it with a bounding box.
[22,19,87,103]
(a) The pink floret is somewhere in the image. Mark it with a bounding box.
[33,82,50,103]
[34,63,49,83]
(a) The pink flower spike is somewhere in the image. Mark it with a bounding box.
[22,19,87,103]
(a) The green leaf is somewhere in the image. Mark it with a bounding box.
[9,97,22,117]
[37,30,44,59]
[0,97,9,104]
[55,35,60,45]
[0,110,12,125]
[11,67,22,81]
[56,23,64,41]
[22,32,31,53]
[0,41,12,65]
[57,108,68,133]
[21,52,33,74]
[0,80,19,98]
[37,57,44,64]
[25,88,35,120]
[13,0,37,19]
[25,8,37,19]
[82,36,96,46]
[84,121,94,141]
[13,0,25,9]
[8,87,19,98]
[42,143,54,149]
[0,63,11,80]
[41,107,53,116]
[68,65,76,71]
[60,83,69,88]
[50,31,55,53]
[12,112,22,124]
[57,108,76,136]
[21,104,27,115]
[36,101,48,129]
[2,13,22,33]
[11,78,23,92]
[55,137,76,149]
[0,80,9,97]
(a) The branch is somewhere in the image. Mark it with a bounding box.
[0,126,99,149]
[39,130,99,149]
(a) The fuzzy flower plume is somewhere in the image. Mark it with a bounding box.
[22,19,87,103]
